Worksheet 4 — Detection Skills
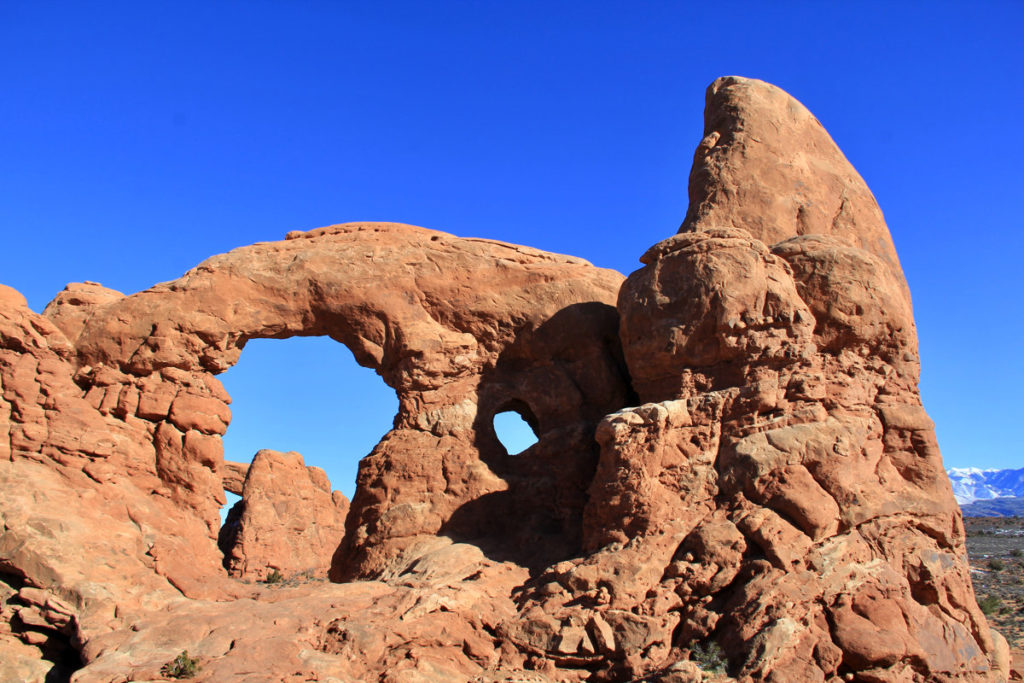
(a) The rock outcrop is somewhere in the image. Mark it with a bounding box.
[680,76,907,299]
[0,77,1003,682]
[218,449,349,581]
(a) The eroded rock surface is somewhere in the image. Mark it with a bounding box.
[218,449,349,581]
[584,77,995,680]
[680,76,907,299]
[56,222,630,579]
[0,76,1002,682]
[597,224,991,680]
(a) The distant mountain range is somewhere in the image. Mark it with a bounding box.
[947,467,1024,517]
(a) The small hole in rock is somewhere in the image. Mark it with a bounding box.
[493,409,539,455]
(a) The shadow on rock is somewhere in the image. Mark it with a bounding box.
[440,301,635,573]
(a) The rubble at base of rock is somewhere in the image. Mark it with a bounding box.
[0,76,1007,682]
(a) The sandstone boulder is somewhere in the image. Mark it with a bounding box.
[42,281,125,343]
[218,449,349,581]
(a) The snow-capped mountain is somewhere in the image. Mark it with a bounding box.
[947,467,1024,505]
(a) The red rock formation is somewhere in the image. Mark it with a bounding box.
[0,77,1004,682]
[585,77,1000,680]
[680,76,907,299]
[218,449,349,581]
[42,282,125,343]
[0,222,630,680]
[53,222,629,579]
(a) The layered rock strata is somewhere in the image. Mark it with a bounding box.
[0,76,1004,682]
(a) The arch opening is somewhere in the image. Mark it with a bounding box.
[219,335,396,499]
[215,335,397,578]
[492,402,539,455]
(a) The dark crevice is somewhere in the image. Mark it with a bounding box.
[217,498,245,569]
[1,570,82,682]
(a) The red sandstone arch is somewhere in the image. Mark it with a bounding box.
[55,222,631,577]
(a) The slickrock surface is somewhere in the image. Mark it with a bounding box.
[0,77,1005,682]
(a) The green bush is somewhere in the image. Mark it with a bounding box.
[691,641,726,673]
[978,595,1002,615]
[1011,549,1023,558]
[265,569,284,584]
[989,558,1006,571]
[161,650,199,679]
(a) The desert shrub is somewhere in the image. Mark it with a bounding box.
[1011,549,1023,558]
[978,595,1002,615]
[291,569,320,584]
[161,650,199,679]
[265,569,284,584]
[989,558,1006,571]
[691,641,726,673]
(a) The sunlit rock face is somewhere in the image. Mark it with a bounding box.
[217,449,349,581]
[0,77,1004,682]
[54,221,631,581]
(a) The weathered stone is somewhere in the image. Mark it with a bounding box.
[135,384,177,420]
[167,393,231,435]
[619,227,814,402]
[0,76,999,682]
[680,76,908,301]
[588,613,616,654]
[220,459,247,495]
[42,282,125,342]
[218,449,349,581]
[607,76,995,680]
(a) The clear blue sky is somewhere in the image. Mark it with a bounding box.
[3,2,1022,496]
